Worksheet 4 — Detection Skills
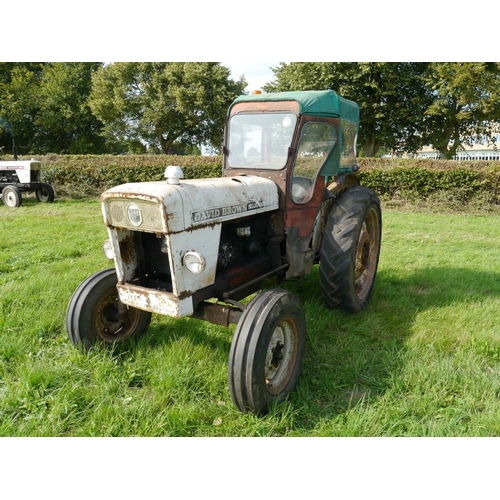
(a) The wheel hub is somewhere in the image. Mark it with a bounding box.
[265,320,297,394]
[270,340,284,368]
[354,206,380,302]
[355,222,371,280]
[98,297,130,338]
[5,192,16,206]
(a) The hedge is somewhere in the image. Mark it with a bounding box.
[357,159,500,206]
[32,154,223,197]
[7,154,500,207]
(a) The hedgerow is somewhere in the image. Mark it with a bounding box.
[357,159,500,206]
[33,154,223,197]
[9,154,500,207]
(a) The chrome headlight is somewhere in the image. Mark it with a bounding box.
[183,251,206,274]
[103,239,114,260]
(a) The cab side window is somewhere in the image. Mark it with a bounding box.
[292,122,338,204]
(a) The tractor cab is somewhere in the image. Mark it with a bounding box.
[224,90,360,203]
[224,90,361,278]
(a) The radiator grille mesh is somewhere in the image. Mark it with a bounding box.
[107,199,163,232]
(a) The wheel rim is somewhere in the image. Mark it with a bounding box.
[265,317,298,395]
[38,187,50,201]
[94,290,143,343]
[355,206,380,301]
[4,189,18,207]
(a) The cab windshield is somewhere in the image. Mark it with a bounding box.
[227,112,297,170]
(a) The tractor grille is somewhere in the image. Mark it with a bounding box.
[30,169,41,182]
[106,199,164,232]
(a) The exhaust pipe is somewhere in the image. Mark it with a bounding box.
[12,138,18,160]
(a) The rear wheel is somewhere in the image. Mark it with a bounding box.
[66,268,152,349]
[319,185,382,312]
[228,289,306,415]
[35,183,55,202]
[2,185,22,207]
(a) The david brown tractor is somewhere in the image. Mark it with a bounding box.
[66,90,382,415]
[0,157,55,207]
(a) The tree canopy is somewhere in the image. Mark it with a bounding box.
[265,62,500,158]
[264,62,431,157]
[0,62,107,155]
[423,62,500,158]
[88,62,246,154]
[3,62,500,158]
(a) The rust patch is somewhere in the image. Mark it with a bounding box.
[229,101,300,116]
[117,283,193,317]
[119,235,135,266]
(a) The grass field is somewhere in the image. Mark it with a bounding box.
[1,196,500,437]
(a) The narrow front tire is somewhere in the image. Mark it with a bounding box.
[228,289,306,415]
[2,185,22,207]
[66,268,152,349]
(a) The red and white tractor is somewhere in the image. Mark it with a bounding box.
[66,90,382,415]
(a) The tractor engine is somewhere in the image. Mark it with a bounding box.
[217,217,268,270]
[0,171,20,183]
[100,172,280,318]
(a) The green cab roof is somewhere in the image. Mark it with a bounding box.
[229,90,359,122]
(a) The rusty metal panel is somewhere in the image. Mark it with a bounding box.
[117,283,194,317]
[176,176,279,229]
[229,101,300,116]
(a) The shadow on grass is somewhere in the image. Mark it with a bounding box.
[269,265,500,428]
[102,264,500,429]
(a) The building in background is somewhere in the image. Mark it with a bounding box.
[415,128,500,160]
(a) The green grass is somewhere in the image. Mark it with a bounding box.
[1,197,500,436]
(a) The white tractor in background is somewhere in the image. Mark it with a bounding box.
[0,155,55,207]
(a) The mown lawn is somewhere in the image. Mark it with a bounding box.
[1,196,500,437]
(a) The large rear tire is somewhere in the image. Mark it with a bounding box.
[66,268,152,349]
[228,289,306,415]
[35,183,55,203]
[319,186,382,312]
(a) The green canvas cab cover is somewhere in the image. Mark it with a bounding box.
[229,90,359,123]
[229,90,360,176]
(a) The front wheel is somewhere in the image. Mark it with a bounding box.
[228,289,306,415]
[2,185,22,207]
[319,185,382,312]
[35,183,55,202]
[66,268,152,349]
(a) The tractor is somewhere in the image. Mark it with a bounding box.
[66,90,382,415]
[0,157,55,207]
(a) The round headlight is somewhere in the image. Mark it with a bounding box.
[183,251,206,274]
[103,239,114,260]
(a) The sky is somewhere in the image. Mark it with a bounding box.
[4,1,494,64]
[221,62,280,93]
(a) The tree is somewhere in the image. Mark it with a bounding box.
[423,62,500,159]
[34,62,108,154]
[265,62,431,157]
[89,62,247,154]
[0,62,107,154]
[0,63,45,155]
